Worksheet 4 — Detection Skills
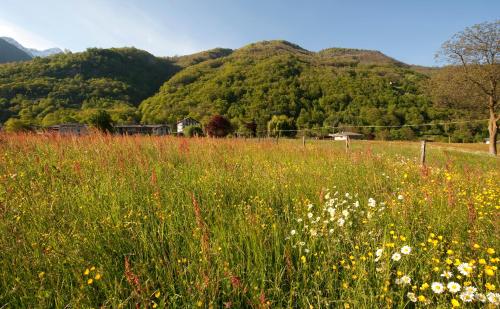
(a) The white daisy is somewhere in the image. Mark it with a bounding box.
[400,275,411,285]
[431,282,444,294]
[400,245,411,255]
[337,218,345,227]
[457,262,473,276]
[290,230,296,236]
[407,292,417,302]
[368,198,376,207]
[307,212,313,219]
[459,291,474,303]
[464,286,477,294]
[397,194,404,200]
[487,292,500,305]
[476,293,487,303]
[391,252,401,261]
[440,271,453,279]
[447,281,461,294]
[375,248,383,257]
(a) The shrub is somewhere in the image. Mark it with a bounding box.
[205,115,232,137]
[185,125,204,137]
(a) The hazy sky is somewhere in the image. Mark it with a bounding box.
[0,0,498,66]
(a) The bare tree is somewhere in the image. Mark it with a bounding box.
[436,20,499,155]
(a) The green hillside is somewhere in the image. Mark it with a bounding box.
[140,40,470,139]
[0,48,179,125]
[0,38,32,64]
[0,40,485,140]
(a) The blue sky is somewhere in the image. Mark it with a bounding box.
[0,0,498,66]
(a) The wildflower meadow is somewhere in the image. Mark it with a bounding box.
[0,134,499,308]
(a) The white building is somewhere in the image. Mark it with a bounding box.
[328,132,364,141]
[176,117,200,134]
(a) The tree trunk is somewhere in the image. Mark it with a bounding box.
[488,106,498,156]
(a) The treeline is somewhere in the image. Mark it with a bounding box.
[0,41,490,142]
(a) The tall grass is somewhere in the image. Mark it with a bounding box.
[0,135,498,307]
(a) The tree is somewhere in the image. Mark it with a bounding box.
[267,115,297,137]
[88,110,114,133]
[205,115,232,137]
[435,20,499,155]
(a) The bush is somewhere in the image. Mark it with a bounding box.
[3,118,31,132]
[205,115,232,137]
[185,125,204,137]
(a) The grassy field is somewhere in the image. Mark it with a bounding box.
[0,135,498,308]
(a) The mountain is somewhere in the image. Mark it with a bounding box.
[0,37,63,58]
[0,38,32,63]
[139,40,449,139]
[0,40,470,140]
[0,47,181,125]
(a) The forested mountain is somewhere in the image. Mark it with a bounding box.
[0,48,180,125]
[0,38,32,63]
[0,40,486,141]
[141,40,480,139]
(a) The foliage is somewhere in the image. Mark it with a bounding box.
[2,118,31,132]
[0,47,180,125]
[0,40,492,141]
[0,136,498,307]
[87,109,114,133]
[139,40,480,140]
[435,20,499,154]
[205,114,232,137]
[267,115,297,137]
[184,125,204,137]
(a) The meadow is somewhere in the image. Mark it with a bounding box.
[0,135,498,308]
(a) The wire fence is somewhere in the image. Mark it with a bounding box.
[235,118,490,136]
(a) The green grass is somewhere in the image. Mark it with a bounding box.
[0,135,498,308]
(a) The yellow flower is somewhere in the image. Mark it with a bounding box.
[90,266,96,271]
[479,258,486,265]
[451,298,460,307]
[38,272,45,279]
[301,256,307,264]
[447,249,454,255]
[87,279,93,285]
[417,295,426,302]
[84,268,90,275]
[485,282,496,291]
[420,283,429,290]
[487,248,495,255]
[196,300,203,307]
[152,302,158,308]
[485,268,494,276]
[94,273,101,280]
[155,291,161,298]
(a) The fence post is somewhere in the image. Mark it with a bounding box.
[420,140,427,166]
[302,135,306,147]
[345,136,351,152]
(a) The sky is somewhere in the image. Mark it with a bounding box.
[0,0,498,66]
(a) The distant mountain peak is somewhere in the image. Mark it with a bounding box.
[0,37,63,58]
